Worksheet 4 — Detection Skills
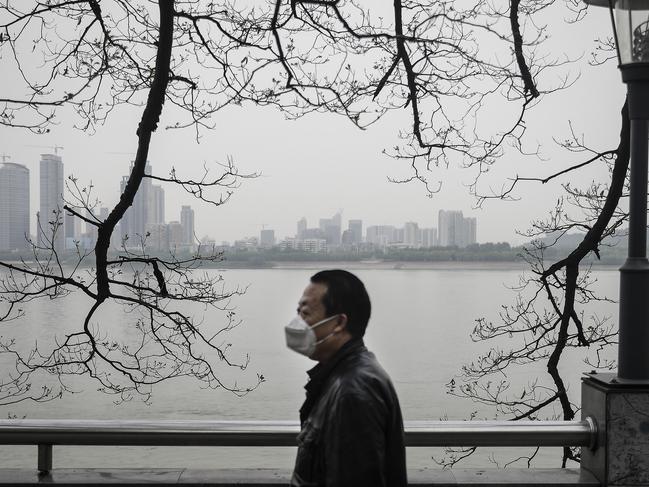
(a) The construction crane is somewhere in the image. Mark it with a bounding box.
[25,144,64,155]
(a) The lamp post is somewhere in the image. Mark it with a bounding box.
[585,0,649,381]
[586,0,649,383]
[578,8,649,477]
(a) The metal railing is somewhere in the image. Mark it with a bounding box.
[0,417,597,474]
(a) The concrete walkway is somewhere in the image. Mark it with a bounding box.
[0,468,600,486]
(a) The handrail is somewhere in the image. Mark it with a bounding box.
[0,418,597,447]
[0,418,597,473]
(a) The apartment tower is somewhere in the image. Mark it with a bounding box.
[0,162,30,251]
[38,153,64,251]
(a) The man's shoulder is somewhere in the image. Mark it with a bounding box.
[332,348,394,396]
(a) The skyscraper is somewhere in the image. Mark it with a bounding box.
[404,221,420,247]
[332,211,342,230]
[38,153,64,251]
[120,162,152,246]
[180,205,195,246]
[348,219,363,244]
[366,225,397,247]
[464,217,477,247]
[149,184,165,225]
[297,217,307,239]
[0,162,30,251]
[168,221,184,250]
[319,211,342,246]
[64,207,81,250]
[421,228,438,248]
[438,210,477,248]
[341,229,354,246]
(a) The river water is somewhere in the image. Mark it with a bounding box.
[0,263,620,470]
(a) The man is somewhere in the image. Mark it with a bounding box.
[285,269,407,487]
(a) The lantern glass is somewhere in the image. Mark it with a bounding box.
[615,0,649,64]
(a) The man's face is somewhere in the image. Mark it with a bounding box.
[298,282,329,328]
[297,282,339,361]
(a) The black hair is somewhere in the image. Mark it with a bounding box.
[310,269,371,338]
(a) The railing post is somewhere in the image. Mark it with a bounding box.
[581,373,649,486]
[38,444,52,474]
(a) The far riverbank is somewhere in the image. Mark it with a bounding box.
[214,260,622,271]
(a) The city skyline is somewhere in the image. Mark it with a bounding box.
[233,210,479,251]
[1,152,491,251]
[0,156,198,252]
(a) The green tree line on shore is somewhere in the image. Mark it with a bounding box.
[0,240,630,267]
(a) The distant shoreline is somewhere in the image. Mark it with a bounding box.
[212,260,622,271]
[0,257,623,272]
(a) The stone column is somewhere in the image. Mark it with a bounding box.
[581,373,649,486]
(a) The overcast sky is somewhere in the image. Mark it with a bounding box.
[0,5,625,246]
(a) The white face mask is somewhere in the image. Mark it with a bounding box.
[285,314,339,358]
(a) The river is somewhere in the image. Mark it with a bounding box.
[0,263,620,470]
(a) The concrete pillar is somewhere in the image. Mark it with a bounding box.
[581,373,649,486]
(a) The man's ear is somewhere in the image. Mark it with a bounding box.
[336,313,348,332]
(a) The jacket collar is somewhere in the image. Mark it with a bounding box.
[306,337,365,382]
[300,338,365,423]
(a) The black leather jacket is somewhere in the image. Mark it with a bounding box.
[291,339,407,487]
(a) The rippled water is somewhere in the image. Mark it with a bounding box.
[0,264,619,469]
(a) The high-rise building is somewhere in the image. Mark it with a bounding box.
[319,211,342,246]
[319,218,331,231]
[297,217,307,239]
[260,229,275,248]
[438,210,477,248]
[421,228,438,247]
[303,227,325,239]
[146,223,169,251]
[464,217,477,247]
[120,162,152,246]
[64,207,82,250]
[168,221,184,250]
[341,230,354,246]
[150,185,165,225]
[332,211,342,229]
[348,219,363,244]
[38,153,64,251]
[0,162,30,251]
[438,210,461,247]
[180,205,195,246]
[323,224,341,246]
[366,225,397,247]
[404,221,420,247]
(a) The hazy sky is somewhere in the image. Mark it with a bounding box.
[0,5,625,246]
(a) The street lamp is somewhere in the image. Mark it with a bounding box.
[586,0,649,381]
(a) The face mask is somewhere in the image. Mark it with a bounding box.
[285,314,339,358]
